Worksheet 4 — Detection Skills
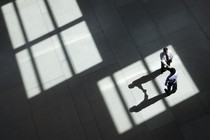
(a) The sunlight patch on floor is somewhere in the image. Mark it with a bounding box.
[2,0,102,98]
[97,76,132,134]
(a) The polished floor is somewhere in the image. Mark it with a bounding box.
[1,0,210,139]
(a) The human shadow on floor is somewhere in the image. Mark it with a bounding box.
[129,92,169,112]
[128,69,162,93]
[128,69,169,112]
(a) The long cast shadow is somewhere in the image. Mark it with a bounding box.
[128,69,169,112]
[128,69,162,93]
[129,92,169,112]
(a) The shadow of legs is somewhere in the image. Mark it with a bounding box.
[129,93,169,113]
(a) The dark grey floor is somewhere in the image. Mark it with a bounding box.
[1,0,210,140]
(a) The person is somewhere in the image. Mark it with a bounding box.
[164,68,178,95]
[160,47,173,74]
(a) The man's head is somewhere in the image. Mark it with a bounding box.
[169,68,176,75]
[163,47,168,53]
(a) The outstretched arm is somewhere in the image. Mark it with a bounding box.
[160,53,170,67]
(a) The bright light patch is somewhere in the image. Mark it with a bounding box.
[43,76,66,90]
[16,1,49,41]
[62,21,102,73]
[144,45,199,106]
[165,46,199,106]
[15,49,41,98]
[97,77,132,134]
[98,44,199,132]
[36,0,55,32]
[15,38,69,99]
[140,100,167,120]
[2,0,101,98]
[48,0,82,27]
[113,69,144,125]
[118,61,148,125]
[26,87,41,99]
[1,3,26,49]
[120,60,168,126]
[50,35,73,79]
[120,61,147,81]
[31,38,65,89]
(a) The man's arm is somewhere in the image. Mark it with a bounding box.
[169,51,173,61]
[160,53,167,64]
[160,54,170,67]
